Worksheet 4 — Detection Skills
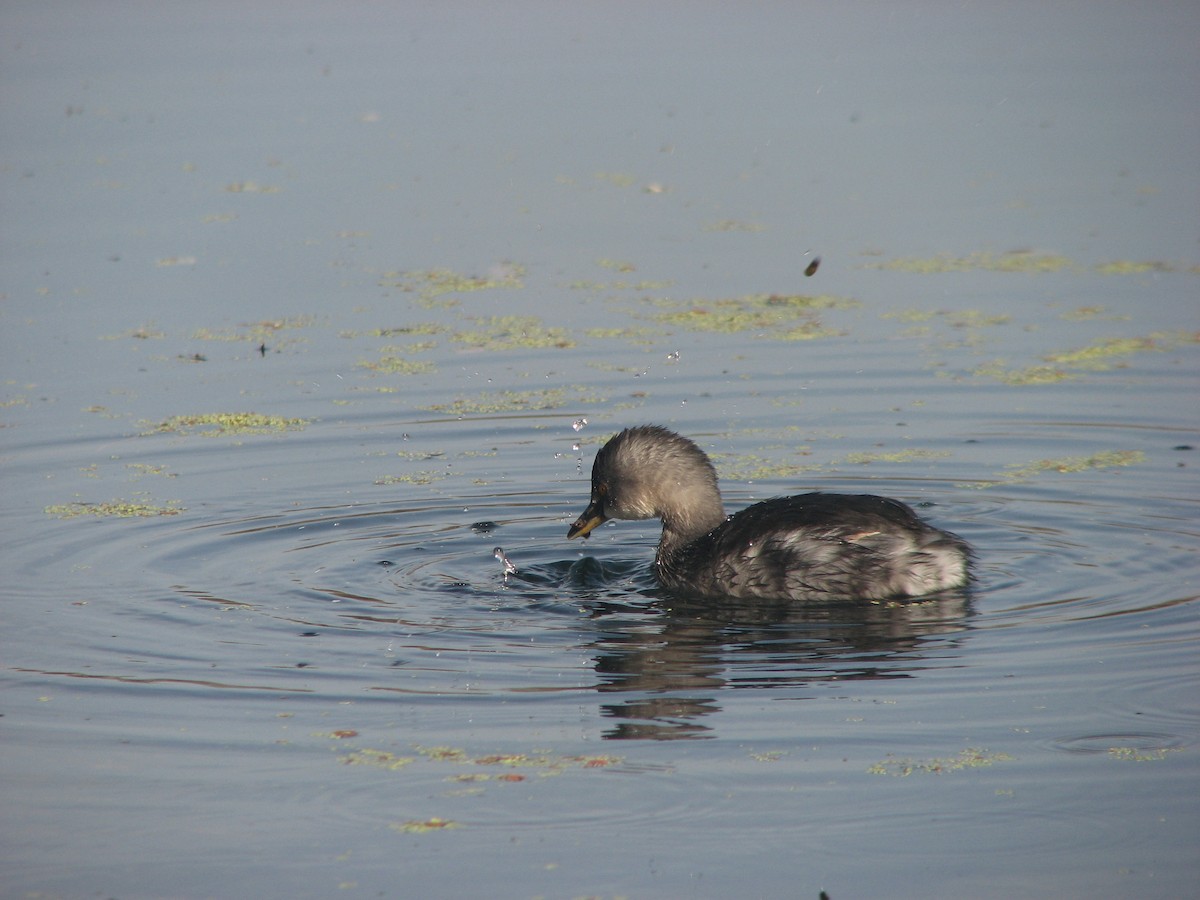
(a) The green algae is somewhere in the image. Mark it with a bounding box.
[191,316,315,343]
[358,355,437,375]
[971,361,1077,385]
[421,386,605,416]
[713,453,824,482]
[144,412,310,436]
[390,818,462,834]
[868,747,1013,776]
[999,450,1145,481]
[653,293,854,339]
[1059,306,1129,322]
[868,251,1074,273]
[45,498,184,519]
[974,331,1195,383]
[451,315,575,351]
[374,471,446,486]
[596,258,637,272]
[1043,336,1163,369]
[1094,260,1176,275]
[842,449,952,465]
[342,748,415,771]
[381,265,526,307]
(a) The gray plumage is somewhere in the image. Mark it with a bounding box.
[568,425,970,602]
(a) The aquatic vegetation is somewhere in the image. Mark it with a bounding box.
[970,361,1076,385]
[653,293,854,339]
[358,355,436,375]
[596,258,637,272]
[382,266,525,306]
[374,472,446,486]
[341,742,622,778]
[1059,306,1129,322]
[125,463,177,478]
[421,386,606,416]
[1043,336,1163,369]
[192,316,315,343]
[713,453,823,482]
[414,745,471,763]
[106,323,166,340]
[45,498,184,518]
[451,315,574,350]
[749,750,787,762]
[1107,746,1182,762]
[999,450,1144,481]
[868,747,1013,776]
[342,748,415,770]
[390,818,461,833]
[842,449,952,465]
[354,323,446,339]
[974,331,1194,383]
[1094,260,1176,275]
[144,412,310,436]
[867,251,1074,273]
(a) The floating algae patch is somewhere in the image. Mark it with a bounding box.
[713,453,825,482]
[997,450,1145,483]
[974,331,1194,383]
[191,316,316,343]
[341,748,415,771]
[885,308,1010,328]
[868,747,1013,776]
[102,323,166,340]
[1094,259,1178,275]
[451,315,575,351]
[342,323,446,339]
[842,449,952,465]
[1059,305,1130,322]
[970,361,1076,385]
[390,818,462,834]
[653,293,854,339]
[358,355,437,375]
[144,412,310,436]
[1107,747,1183,762]
[421,386,606,416]
[374,471,447,486]
[45,498,184,519]
[382,265,525,307]
[1043,335,1166,369]
[867,251,1074,273]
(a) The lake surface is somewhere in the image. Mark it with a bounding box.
[2,3,1197,898]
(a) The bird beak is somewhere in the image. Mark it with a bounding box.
[567,497,607,539]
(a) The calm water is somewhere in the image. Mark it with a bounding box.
[2,3,1198,898]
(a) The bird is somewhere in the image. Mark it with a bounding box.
[567,425,970,602]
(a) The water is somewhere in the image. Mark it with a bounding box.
[2,3,1198,898]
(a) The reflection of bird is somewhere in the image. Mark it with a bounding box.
[568,426,970,602]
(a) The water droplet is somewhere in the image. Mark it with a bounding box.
[572,418,588,432]
[493,546,518,577]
